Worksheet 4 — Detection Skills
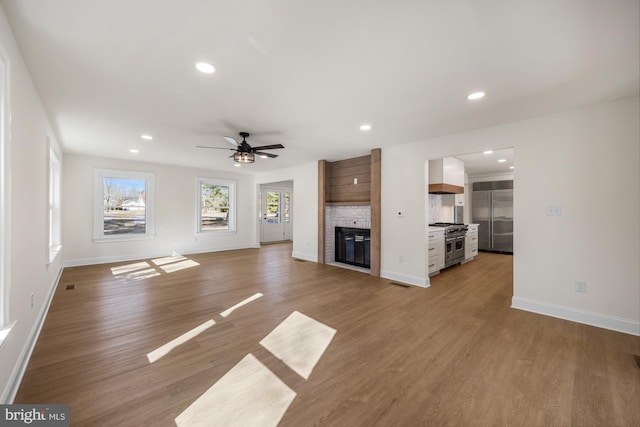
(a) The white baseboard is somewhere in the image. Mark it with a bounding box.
[2,266,63,403]
[512,296,640,336]
[380,270,430,288]
[63,243,258,267]
[291,251,317,263]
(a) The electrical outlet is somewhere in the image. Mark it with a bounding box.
[398,255,404,263]
[547,205,562,216]
[575,281,587,293]
[30,293,34,309]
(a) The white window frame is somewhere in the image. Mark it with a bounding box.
[47,138,62,264]
[93,169,155,242]
[196,177,236,234]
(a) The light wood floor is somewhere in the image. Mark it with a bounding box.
[16,243,640,426]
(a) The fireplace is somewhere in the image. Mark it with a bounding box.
[335,227,370,268]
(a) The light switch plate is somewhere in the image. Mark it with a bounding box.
[547,205,562,216]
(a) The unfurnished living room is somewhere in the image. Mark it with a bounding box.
[0,1,638,426]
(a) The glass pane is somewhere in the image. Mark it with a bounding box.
[266,191,280,224]
[201,184,229,231]
[284,192,290,223]
[103,177,146,235]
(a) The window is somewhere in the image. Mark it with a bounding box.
[284,192,291,223]
[197,178,236,233]
[47,140,62,263]
[265,191,280,224]
[93,169,155,241]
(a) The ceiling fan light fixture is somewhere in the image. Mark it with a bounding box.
[234,152,255,163]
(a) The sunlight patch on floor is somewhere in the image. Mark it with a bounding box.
[174,353,296,427]
[147,319,215,363]
[151,255,188,266]
[220,293,263,318]
[110,261,152,275]
[260,311,336,380]
[159,259,200,273]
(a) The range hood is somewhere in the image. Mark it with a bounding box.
[428,157,464,194]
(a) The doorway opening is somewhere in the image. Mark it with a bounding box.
[259,181,293,243]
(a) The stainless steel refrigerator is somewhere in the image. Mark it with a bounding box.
[472,180,513,253]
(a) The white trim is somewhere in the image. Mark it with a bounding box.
[291,250,317,263]
[512,296,640,336]
[63,243,258,268]
[1,266,63,404]
[380,270,430,288]
[93,168,155,241]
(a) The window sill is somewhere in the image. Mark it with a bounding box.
[93,234,156,243]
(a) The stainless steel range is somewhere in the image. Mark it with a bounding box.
[430,223,468,268]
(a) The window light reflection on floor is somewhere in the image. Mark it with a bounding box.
[147,319,216,363]
[259,311,336,380]
[174,353,296,427]
[151,255,187,266]
[110,261,152,276]
[159,259,200,273]
[220,293,263,318]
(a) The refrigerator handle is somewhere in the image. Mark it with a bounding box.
[490,191,494,248]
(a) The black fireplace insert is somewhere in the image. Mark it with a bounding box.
[335,227,371,268]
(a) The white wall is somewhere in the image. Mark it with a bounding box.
[255,163,318,261]
[381,97,640,334]
[0,7,64,402]
[63,154,257,265]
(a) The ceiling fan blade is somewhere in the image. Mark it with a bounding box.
[223,136,239,146]
[196,145,235,150]
[252,144,284,150]
[255,151,279,158]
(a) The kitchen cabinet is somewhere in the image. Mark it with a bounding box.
[428,228,445,275]
[464,224,479,262]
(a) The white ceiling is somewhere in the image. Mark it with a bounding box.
[2,0,638,173]
[455,148,514,176]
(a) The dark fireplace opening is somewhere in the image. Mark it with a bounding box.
[335,227,371,268]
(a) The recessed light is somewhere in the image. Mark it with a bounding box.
[467,91,485,100]
[498,159,506,163]
[360,124,372,131]
[129,149,139,154]
[233,163,241,167]
[483,150,493,155]
[259,155,268,159]
[140,134,153,140]
[195,62,215,74]
[509,166,515,170]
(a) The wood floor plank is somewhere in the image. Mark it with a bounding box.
[14,243,640,426]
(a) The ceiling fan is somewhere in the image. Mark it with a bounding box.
[197,132,284,164]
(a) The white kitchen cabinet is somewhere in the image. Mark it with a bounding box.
[428,228,445,275]
[464,224,479,262]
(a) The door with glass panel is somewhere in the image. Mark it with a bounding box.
[260,188,292,242]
